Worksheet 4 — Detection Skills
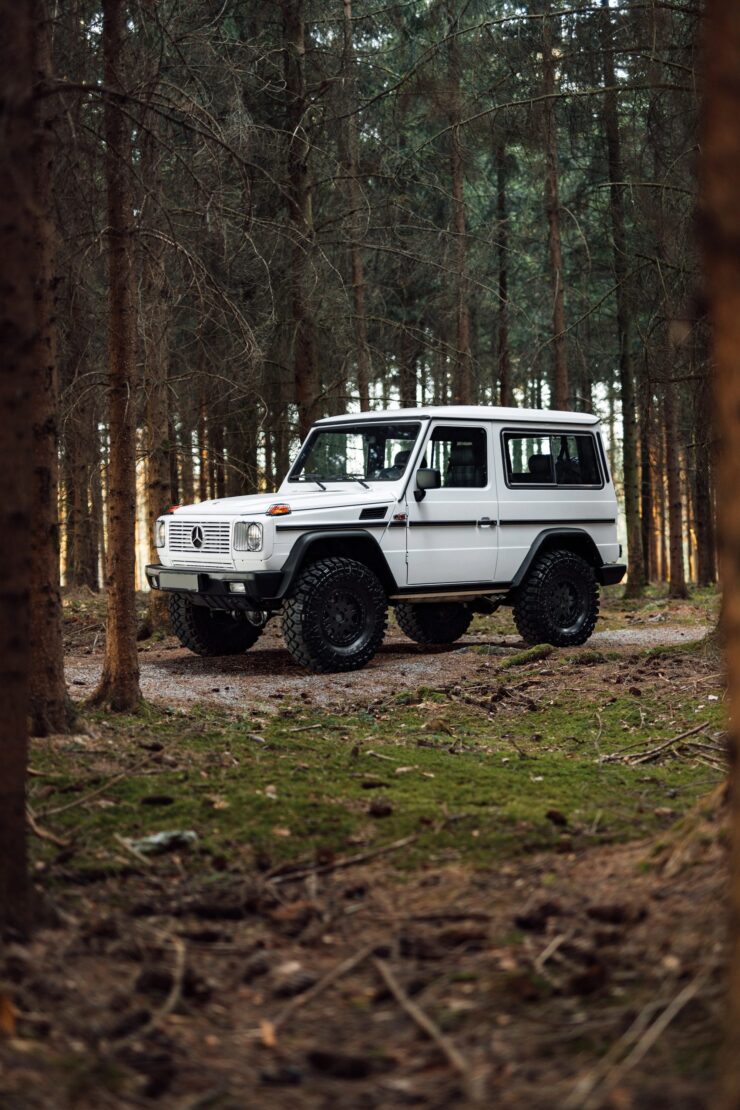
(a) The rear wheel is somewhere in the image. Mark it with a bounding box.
[512,549,599,647]
[395,601,473,645]
[281,556,387,673]
[168,594,262,656]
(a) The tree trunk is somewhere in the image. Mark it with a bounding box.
[342,0,370,411]
[694,359,717,585]
[496,142,512,406]
[702,6,740,1105]
[140,133,171,631]
[283,0,319,440]
[663,378,688,599]
[0,0,35,936]
[91,0,141,711]
[542,1,568,409]
[640,379,656,582]
[447,1,472,405]
[28,0,74,734]
[601,0,645,596]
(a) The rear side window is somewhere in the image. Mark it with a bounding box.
[504,432,602,487]
[428,426,488,488]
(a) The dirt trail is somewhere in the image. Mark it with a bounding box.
[65,621,709,712]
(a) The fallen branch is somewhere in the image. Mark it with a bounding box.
[269,834,417,886]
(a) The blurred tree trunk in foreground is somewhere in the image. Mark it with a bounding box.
[0,0,35,935]
[29,0,74,735]
[702,2,740,1105]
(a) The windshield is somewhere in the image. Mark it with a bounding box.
[289,422,421,483]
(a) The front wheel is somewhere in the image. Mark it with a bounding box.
[395,601,473,645]
[168,595,262,656]
[512,550,599,647]
[281,556,387,673]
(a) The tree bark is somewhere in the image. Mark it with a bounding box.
[496,142,512,406]
[640,378,656,581]
[542,1,568,409]
[447,1,472,405]
[601,0,645,596]
[140,132,171,631]
[702,6,740,1103]
[91,0,142,711]
[693,356,717,586]
[663,374,688,599]
[28,0,74,734]
[283,0,319,440]
[0,0,35,936]
[342,0,370,411]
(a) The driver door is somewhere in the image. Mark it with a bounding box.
[404,423,499,585]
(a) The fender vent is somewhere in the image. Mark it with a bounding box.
[360,507,388,521]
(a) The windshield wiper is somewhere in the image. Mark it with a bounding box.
[303,472,327,490]
[346,474,370,489]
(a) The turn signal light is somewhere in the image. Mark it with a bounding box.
[266,503,291,516]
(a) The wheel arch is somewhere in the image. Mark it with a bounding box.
[277,529,398,596]
[511,527,603,590]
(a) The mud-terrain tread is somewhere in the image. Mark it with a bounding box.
[395,601,473,645]
[281,556,387,674]
[168,594,262,656]
[513,550,599,648]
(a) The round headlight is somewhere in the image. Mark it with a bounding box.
[246,522,263,551]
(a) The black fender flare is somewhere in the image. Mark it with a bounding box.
[275,529,399,598]
[510,527,604,590]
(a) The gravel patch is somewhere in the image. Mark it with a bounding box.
[65,622,710,713]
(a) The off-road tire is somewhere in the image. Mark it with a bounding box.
[281,556,387,673]
[512,549,599,647]
[395,601,473,645]
[168,594,262,656]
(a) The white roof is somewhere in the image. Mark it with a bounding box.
[315,405,599,426]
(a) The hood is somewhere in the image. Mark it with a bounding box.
[170,487,398,518]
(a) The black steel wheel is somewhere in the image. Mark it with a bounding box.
[394,601,473,645]
[281,556,387,673]
[168,594,262,656]
[512,549,599,647]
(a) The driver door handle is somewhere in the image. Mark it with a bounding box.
[477,517,495,528]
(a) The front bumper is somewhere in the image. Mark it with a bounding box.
[597,563,627,586]
[146,564,284,610]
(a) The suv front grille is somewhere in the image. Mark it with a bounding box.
[168,520,231,556]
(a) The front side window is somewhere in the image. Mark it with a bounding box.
[289,422,421,483]
[504,432,602,487]
[427,426,488,488]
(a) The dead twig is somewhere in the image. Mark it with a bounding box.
[601,722,708,765]
[373,957,477,1098]
[26,807,71,849]
[38,759,151,818]
[269,834,417,885]
[271,944,377,1033]
[565,968,709,1109]
[112,935,187,1046]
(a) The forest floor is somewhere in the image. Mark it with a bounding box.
[0,586,729,1109]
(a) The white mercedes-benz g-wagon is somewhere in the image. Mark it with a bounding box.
[146,406,625,673]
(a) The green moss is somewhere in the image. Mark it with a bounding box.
[29,674,723,879]
[501,644,554,668]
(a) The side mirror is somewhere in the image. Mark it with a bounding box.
[414,468,441,502]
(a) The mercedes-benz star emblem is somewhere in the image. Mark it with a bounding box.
[191,525,204,549]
